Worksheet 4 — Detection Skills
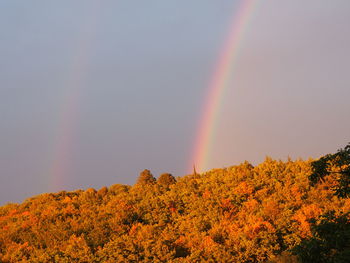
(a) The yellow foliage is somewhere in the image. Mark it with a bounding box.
[0,158,348,262]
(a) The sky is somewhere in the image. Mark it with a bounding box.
[1,0,350,204]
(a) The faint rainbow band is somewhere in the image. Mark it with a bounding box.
[47,2,101,191]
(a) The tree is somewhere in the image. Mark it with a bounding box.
[309,143,350,198]
[136,169,156,185]
[293,143,350,262]
[293,212,350,263]
[158,173,176,189]
[1,156,349,262]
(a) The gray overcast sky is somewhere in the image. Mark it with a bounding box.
[1,0,350,204]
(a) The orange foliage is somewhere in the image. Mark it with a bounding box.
[0,158,348,262]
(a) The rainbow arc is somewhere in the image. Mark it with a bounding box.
[190,0,258,173]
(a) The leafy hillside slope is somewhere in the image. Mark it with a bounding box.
[1,158,349,262]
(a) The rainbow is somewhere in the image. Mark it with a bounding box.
[190,0,258,173]
[47,2,101,192]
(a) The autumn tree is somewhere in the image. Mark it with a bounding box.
[309,143,350,198]
[293,211,350,263]
[1,153,349,262]
[293,144,350,262]
[136,169,156,185]
[158,173,176,189]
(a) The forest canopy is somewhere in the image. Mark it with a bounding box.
[0,146,349,262]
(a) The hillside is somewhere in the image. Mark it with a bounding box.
[0,157,349,262]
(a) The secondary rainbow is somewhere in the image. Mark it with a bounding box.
[190,0,258,173]
[47,2,101,192]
